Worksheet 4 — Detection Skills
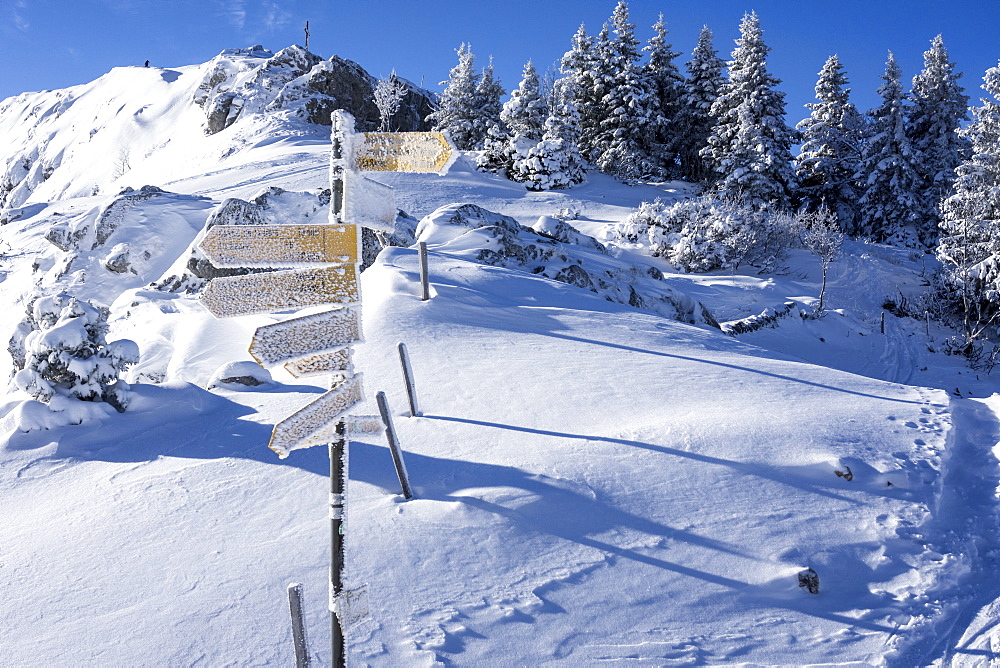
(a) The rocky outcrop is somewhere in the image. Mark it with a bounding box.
[195,46,436,134]
[415,203,720,328]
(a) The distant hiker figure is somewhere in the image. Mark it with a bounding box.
[144,60,149,67]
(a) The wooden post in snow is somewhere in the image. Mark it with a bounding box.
[398,342,420,417]
[376,392,413,499]
[418,242,430,301]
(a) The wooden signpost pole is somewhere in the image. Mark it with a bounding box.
[195,109,454,667]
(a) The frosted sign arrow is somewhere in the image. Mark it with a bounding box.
[199,224,359,268]
[199,265,359,318]
[354,131,456,174]
[249,307,362,367]
[344,171,397,232]
[269,373,364,458]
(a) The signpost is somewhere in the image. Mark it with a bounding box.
[196,109,454,667]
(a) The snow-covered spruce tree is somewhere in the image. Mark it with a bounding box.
[476,124,508,173]
[794,55,864,232]
[560,23,604,163]
[908,35,970,244]
[10,294,139,413]
[643,13,684,175]
[593,1,660,180]
[674,26,727,183]
[500,60,550,182]
[934,60,1000,340]
[426,43,479,150]
[856,52,922,243]
[472,56,505,149]
[702,11,797,207]
[514,79,587,191]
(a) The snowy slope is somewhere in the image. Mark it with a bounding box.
[2,50,1000,667]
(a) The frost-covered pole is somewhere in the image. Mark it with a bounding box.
[287,583,310,667]
[328,110,353,668]
[329,424,347,667]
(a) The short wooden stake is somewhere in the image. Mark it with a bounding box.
[880,311,885,335]
[397,342,420,417]
[376,391,413,499]
[287,583,310,667]
[418,241,430,301]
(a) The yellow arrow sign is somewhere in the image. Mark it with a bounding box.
[200,265,359,318]
[269,373,364,458]
[199,224,359,269]
[355,132,456,174]
[284,348,354,379]
[250,307,361,367]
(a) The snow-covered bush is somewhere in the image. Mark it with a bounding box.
[615,197,794,273]
[9,294,139,412]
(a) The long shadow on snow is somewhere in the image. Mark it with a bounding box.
[4,382,331,477]
[351,438,897,634]
[423,267,921,407]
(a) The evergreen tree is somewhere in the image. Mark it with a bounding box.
[795,55,864,232]
[500,60,549,142]
[935,61,1000,338]
[593,1,660,180]
[476,124,508,173]
[674,26,726,182]
[560,24,602,162]
[512,79,587,190]
[471,56,505,149]
[856,52,922,242]
[643,13,684,174]
[702,11,797,206]
[908,35,970,243]
[426,43,479,150]
[500,61,550,182]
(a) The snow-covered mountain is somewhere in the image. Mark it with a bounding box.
[1,48,999,666]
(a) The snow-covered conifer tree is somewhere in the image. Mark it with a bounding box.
[795,55,864,232]
[935,61,1000,338]
[472,56,505,149]
[560,24,603,162]
[476,124,508,173]
[856,52,922,242]
[702,12,797,206]
[500,60,549,143]
[674,26,726,182]
[426,43,479,150]
[513,79,587,190]
[593,1,660,180]
[908,35,970,243]
[499,60,550,181]
[643,13,684,175]
[10,294,139,412]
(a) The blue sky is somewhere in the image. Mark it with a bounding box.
[2,0,999,121]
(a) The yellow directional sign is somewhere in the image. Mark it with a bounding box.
[250,307,361,367]
[355,132,456,174]
[269,374,364,458]
[199,224,359,268]
[284,348,353,379]
[200,265,359,318]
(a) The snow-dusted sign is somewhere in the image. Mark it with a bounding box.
[199,265,359,318]
[249,307,361,367]
[200,224,359,268]
[284,349,354,379]
[344,171,397,232]
[269,373,364,457]
[354,131,456,174]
